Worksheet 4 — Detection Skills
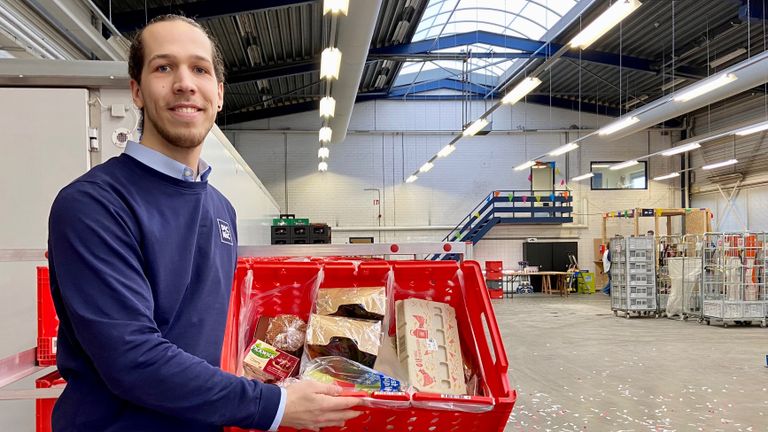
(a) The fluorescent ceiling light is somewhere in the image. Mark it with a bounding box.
[318,147,330,159]
[569,0,642,49]
[323,0,349,15]
[592,164,611,168]
[661,142,701,156]
[598,116,639,135]
[318,161,328,172]
[463,118,489,136]
[610,160,639,170]
[419,161,434,173]
[319,96,336,118]
[548,142,579,156]
[702,159,738,170]
[405,174,418,183]
[735,120,768,136]
[571,173,595,182]
[709,47,746,68]
[502,77,542,105]
[319,126,332,143]
[437,144,456,158]
[514,160,536,171]
[660,77,687,91]
[653,172,680,181]
[320,48,342,80]
[673,73,737,102]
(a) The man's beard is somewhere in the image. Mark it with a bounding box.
[146,107,212,149]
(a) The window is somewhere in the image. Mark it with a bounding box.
[395,0,581,89]
[590,161,648,190]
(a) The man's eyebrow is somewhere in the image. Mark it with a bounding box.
[147,54,213,64]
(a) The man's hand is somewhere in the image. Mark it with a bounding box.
[280,380,363,431]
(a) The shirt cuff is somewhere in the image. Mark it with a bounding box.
[268,387,287,431]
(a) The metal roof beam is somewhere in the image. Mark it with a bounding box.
[371,30,705,78]
[111,0,317,33]
[226,60,317,84]
[388,78,497,97]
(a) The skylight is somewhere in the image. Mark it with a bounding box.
[394,0,580,91]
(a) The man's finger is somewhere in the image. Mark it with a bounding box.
[307,381,343,396]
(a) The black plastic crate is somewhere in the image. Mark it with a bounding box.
[486,280,503,290]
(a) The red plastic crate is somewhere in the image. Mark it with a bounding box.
[36,370,65,432]
[485,270,503,280]
[485,261,503,272]
[37,267,59,366]
[221,259,515,432]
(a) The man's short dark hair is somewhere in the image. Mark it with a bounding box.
[128,14,226,132]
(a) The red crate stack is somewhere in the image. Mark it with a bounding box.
[37,266,58,366]
[36,370,65,432]
[484,261,504,299]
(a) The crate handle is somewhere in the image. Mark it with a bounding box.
[477,288,508,373]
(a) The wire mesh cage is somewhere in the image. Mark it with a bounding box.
[611,234,658,318]
[700,232,767,327]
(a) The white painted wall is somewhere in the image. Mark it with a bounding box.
[226,99,683,270]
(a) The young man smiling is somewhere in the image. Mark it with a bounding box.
[47,15,360,432]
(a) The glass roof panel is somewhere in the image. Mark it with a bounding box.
[398,0,582,92]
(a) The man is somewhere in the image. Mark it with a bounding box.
[47,15,360,431]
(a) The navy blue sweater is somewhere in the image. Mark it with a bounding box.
[47,153,281,431]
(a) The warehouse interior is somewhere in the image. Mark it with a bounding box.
[1,0,768,430]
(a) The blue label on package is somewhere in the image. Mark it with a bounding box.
[379,375,402,392]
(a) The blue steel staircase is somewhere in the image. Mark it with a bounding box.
[433,189,574,260]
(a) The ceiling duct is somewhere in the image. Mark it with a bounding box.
[605,50,768,140]
[327,0,383,145]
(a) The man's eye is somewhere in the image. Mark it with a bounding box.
[194,67,208,74]
[157,65,171,72]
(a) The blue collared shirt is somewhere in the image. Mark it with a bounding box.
[121,141,287,431]
[124,141,211,181]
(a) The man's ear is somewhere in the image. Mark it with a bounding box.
[130,79,144,109]
[217,82,224,112]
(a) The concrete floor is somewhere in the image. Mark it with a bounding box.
[494,294,768,432]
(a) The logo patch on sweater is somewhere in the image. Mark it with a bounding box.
[217,219,233,245]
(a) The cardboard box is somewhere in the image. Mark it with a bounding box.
[243,340,299,383]
[395,298,465,395]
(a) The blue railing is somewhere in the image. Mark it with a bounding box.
[433,189,574,260]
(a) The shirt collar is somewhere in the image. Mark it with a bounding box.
[124,141,211,182]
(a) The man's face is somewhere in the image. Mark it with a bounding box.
[130,20,224,149]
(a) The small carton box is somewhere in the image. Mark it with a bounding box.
[395,298,465,395]
[243,340,299,383]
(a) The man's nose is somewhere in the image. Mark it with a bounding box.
[173,68,196,94]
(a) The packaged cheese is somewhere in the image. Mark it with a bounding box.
[395,298,465,395]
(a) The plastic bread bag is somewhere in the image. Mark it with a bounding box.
[315,287,386,321]
[263,314,307,355]
[304,314,381,368]
[300,356,411,409]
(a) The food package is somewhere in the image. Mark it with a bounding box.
[316,287,386,321]
[243,340,300,383]
[395,298,465,395]
[253,314,307,356]
[305,314,381,368]
[302,356,403,392]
